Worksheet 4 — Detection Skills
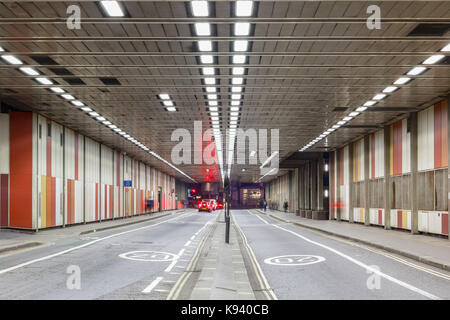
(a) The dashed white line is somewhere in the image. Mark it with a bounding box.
[142,277,163,293]
[184,240,192,247]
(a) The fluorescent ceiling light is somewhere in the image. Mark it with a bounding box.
[230,116,238,121]
[231,100,241,106]
[337,121,345,125]
[158,93,170,100]
[35,77,53,85]
[232,77,244,85]
[204,77,216,85]
[441,43,450,52]
[232,67,245,75]
[191,1,209,16]
[332,124,341,129]
[232,55,246,64]
[209,106,218,112]
[211,112,219,117]
[206,86,216,93]
[230,120,237,125]
[349,112,360,117]
[100,1,125,17]
[200,55,214,64]
[230,112,239,116]
[1,55,23,65]
[211,116,219,121]
[96,116,106,121]
[114,128,122,132]
[383,86,398,93]
[235,22,250,36]
[89,111,99,117]
[231,86,242,93]
[234,40,249,52]
[81,107,92,112]
[373,93,387,100]
[61,94,75,100]
[194,23,211,36]
[343,116,352,121]
[19,67,39,76]
[202,67,215,75]
[198,40,212,51]
[236,1,253,17]
[231,94,242,100]
[364,101,377,107]
[0,46,4,52]
[166,107,177,112]
[71,100,84,106]
[102,120,111,125]
[50,87,65,93]
[356,106,367,112]
[230,106,240,111]
[109,124,117,129]
[407,66,427,76]
[422,55,445,65]
[207,94,218,100]
[163,100,174,106]
[393,77,411,85]
[208,100,218,106]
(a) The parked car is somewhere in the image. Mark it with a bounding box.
[216,201,223,210]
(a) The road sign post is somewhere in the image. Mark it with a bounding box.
[224,177,230,244]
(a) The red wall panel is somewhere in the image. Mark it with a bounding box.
[9,112,33,228]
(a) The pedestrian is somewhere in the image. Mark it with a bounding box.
[263,200,267,212]
[283,200,288,213]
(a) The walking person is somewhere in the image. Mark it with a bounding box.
[263,199,267,212]
[283,200,288,213]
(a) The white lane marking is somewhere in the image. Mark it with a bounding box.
[164,249,186,273]
[142,276,163,293]
[190,235,196,240]
[247,211,441,300]
[184,240,192,247]
[252,213,269,224]
[0,211,193,275]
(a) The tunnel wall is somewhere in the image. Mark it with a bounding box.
[330,99,448,237]
[5,111,180,230]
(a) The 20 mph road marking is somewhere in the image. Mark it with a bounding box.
[0,211,193,275]
[248,211,441,300]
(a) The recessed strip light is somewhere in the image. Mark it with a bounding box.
[383,86,398,93]
[422,54,445,65]
[35,77,53,85]
[1,55,23,65]
[19,67,39,76]
[200,55,214,64]
[236,1,254,17]
[394,77,411,85]
[235,22,250,36]
[194,22,211,36]
[198,40,212,51]
[100,1,125,17]
[71,100,84,106]
[158,93,170,100]
[441,43,450,52]
[407,66,427,76]
[191,0,209,17]
[61,94,75,100]
[234,40,249,52]
[50,87,65,93]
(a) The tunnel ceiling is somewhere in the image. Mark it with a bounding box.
[0,1,449,183]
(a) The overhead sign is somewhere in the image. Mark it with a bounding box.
[264,255,325,266]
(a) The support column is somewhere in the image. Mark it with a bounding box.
[448,94,450,240]
[410,113,419,234]
[348,143,354,223]
[293,168,299,213]
[364,135,370,226]
[311,161,317,210]
[336,150,341,221]
[384,125,391,229]
[329,152,335,220]
[318,156,324,211]
[305,162,311,210]
[298,165,304,210]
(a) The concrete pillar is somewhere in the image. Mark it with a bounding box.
[329,152,335,220]
[318,156,324,211]
[348,143,354,223]
[293,168,299,212]
[364,135,370,226]
[448,94,450,240]
[384,125,391,229]
[410,113,419,234]
[305,162,311,210]
[336,150,341,221]
[311,161,318,210]
[298,165,304,210]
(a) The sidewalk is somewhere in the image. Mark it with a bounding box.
[189,211,255,300]
[255,208,450,271]
[0,209,184,255]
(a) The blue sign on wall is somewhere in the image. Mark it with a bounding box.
[124,180,132,187]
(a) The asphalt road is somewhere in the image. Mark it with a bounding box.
[0,209,216,299]
[232,209,450,300]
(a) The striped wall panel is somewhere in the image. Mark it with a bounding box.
[339,146,350,220]
[113,150,123,218]
[353,207,365,223]
[353,139,364,182]
[390,209,411,230]
[36,116,64,228]
[389,119,411,175]
[369,130,385,179]
[418,211,448,235]
[369,208,385,226]
[418,99,449,171]
[100,145,114,220]
[0,114,9,227]
[85,137,100,222]
[65,129,84,225]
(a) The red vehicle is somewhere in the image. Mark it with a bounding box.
[216,201,223,210]
[198,200,213,212]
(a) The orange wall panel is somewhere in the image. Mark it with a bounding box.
[9,112,33,229]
